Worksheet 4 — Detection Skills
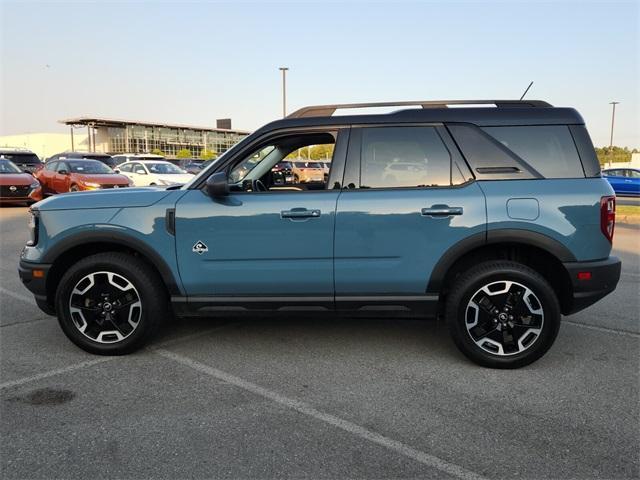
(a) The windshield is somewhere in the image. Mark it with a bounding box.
[68,160,114,174]
[0,153,41,165]
[295,162,322,169]
[0,159,22,174]
[146,163,186,174]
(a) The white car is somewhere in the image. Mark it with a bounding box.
[115,160,194,187]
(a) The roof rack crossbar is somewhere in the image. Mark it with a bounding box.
[287,99,553,118]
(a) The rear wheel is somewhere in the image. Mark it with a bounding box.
[445,261,560,368]
[55,252,166,355]
[70,184,79,192]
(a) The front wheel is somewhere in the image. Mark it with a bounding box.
[445,261,560,369]
[55,252,167,355]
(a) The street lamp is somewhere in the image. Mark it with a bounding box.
[279,67,289,118]
[609,101,620,167]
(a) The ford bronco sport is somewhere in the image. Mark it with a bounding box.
[19,100,621,368]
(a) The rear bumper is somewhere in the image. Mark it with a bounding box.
[563,256,621,315]
[18,260,55,315]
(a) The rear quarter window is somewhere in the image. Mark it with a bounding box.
[482,125,585,179]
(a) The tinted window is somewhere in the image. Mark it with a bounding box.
[360,127,451,188]
[118,163,132,172]
[0,153,41,165]
[482,126,584,179]
[628,170,640,179]
[0,159,22,173]
[56,162,69,172]
[45,161,58,171]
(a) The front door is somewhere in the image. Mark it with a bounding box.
[334,125,486,310]
[174,129,348,301]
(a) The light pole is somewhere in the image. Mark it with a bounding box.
[279,67,289,118]
[609,101,620,167]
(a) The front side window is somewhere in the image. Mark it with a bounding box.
[482,125,584,179]
[118,163,133,173]
[45,161,58,171]
[360,127,451,188]
[628,170,640,179]
[229,145,276,183]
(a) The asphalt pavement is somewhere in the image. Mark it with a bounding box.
[0,205,638,480]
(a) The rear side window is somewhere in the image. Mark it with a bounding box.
[360,127,451,188]
[482,126,584,179]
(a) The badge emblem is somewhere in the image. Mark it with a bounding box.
[192,241,208,255]
[113,185,120,189]
[9,186,17,192]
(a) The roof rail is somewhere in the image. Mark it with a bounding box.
[287,100,553,119]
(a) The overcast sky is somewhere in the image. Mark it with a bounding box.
[1,0,638,147]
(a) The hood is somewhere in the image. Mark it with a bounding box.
[35,187,175,211]
[73,173,130,184]
[0,173,36,185]
[154,174,194,184]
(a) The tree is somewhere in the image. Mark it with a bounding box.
[176,149,192,159]
[200,149,217,160]
[151,148,165,156]
[594,146,632,165]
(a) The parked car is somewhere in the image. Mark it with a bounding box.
[271,161,294,184]
[0,158,42,204]
[602,168,640,196]
[35,159,130,194]
[19,99,621,369]
[292,161,325,183]
[168,158,207,175]
[115,160,194,186]
[48,152,119,169]
[0,147,44,174]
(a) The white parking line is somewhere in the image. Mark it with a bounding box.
[563,320,640,339]
[0,286,36,306]
[0,324,233,390]
[0,357,115,390]
[156,348,488,480]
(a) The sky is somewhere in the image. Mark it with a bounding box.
[1,0,638,148]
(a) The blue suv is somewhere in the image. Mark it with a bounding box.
[18,100,621,368]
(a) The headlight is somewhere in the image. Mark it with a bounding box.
[27,209,39,246]
[30,181,40,189]
[84,182,101,188]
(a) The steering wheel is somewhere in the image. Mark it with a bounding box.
[252,179,268,192]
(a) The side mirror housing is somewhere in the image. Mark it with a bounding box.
[206,171,229,197]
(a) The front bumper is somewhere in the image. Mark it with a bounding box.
[563,256,621,315]
[18,260,55,315]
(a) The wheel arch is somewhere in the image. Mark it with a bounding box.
[43,231,181,308]
[428,229,576,315]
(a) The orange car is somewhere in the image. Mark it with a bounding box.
[36,159,130,194]
[0,158,43,205]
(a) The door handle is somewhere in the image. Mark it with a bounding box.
[421,206,463,217]
[281,208,321,219]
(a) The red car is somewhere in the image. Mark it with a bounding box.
[36,159,131,194]
[0,158,43,205]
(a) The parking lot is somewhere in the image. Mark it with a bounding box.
[0,204,638,479]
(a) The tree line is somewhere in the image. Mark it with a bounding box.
[595,146,638,165]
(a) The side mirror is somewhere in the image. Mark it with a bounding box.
[58,169,68,175]
[206,171,229,197]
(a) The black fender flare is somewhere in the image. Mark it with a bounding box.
[426,229,576,293]
[43,230,182,295]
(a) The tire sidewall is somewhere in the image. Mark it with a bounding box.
[447,264,561,368]
[56,255,160,355]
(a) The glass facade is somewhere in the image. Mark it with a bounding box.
[105,124,248,158]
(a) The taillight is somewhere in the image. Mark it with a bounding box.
[600,196,616,243]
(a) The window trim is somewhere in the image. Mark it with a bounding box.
[346,123,474,192]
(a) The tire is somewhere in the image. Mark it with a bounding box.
[293,175,299,183]
[445,261,560,369]
[70,184,79,192]
[55,252,167,355]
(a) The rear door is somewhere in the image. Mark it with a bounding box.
[334,125,486,312]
